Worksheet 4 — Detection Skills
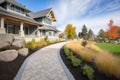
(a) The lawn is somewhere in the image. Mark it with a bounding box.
[95,43,120,55]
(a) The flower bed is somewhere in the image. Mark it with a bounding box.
[60,40,120,80]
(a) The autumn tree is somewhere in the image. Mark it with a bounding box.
[65,24,76,39]
[98,29,106,38]
[59,33,64,38]
[106,26,119,39]
[106,19,119,39]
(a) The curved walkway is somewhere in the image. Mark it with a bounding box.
[14,42,73,80]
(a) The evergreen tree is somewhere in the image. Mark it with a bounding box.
[88,29,94,40]
[82,24,88,39]
[98,29,106,38]
[82,24,87,35]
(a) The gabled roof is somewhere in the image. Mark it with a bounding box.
[28,8,52,18]
[28,8,56,22]
[0,6,42,25]
[0,0,30,12]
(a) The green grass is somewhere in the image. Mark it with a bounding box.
[95,43,120,56]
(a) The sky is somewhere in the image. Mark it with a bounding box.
[16,0,120,34]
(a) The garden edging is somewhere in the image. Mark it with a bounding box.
[57,46,75,80]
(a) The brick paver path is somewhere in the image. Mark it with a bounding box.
[15,42,68,80]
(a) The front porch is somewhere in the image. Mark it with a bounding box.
[0,16,59,42]
[0,16,41,37]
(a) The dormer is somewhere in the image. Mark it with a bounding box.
[28,8,56,25]
[0,0,30,16]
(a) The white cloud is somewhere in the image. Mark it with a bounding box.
[50,0,120,35]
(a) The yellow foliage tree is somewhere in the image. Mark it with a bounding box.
[65,24,76,39]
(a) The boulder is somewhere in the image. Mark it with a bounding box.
[12,39,25,48]
[0,50,18,62]
[0,41,10,49]
[0,34,14,44]
[18,48,29,56]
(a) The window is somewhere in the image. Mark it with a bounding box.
[9,4,14,11]
[35,18,42,22]
[48,32,52,36]
[44,17,52,24]
[0,2,7,9]
[15,6,20,12]
[20,9,24,14]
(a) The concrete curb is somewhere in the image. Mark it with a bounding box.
[57,46,75,80]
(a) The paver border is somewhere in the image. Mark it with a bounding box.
[57,45,75,80]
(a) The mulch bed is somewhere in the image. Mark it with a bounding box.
[0,42,63,80]
[60,46,120,80]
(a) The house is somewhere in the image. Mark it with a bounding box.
[0,0,59,41]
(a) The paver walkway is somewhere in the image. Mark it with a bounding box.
[15,42,69,80]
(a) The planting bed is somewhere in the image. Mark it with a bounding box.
[60,46,120,80]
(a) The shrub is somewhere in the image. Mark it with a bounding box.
[44,36,48,41]
[25,42,35,50]
[64,46,73,59]
[82,64,94,80]
[25,39,47,50]
[64,46,82,67]
[71,56,82,67]
[39,39,47,46]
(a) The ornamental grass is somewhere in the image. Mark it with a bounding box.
[65,40,120,78]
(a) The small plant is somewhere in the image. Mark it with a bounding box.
[82,64,94,80]
[71,56,82,67]
[64,46,82,67]
[64,46,73,59]
[44,36,48,41]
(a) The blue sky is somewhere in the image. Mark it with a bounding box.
[16,0,120,34]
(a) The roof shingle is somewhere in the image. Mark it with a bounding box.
[28,8,52,18]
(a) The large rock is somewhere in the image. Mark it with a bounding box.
[0,34,14,44]
[12,39,25,48]
[18,48,29,56]
[0,50,18,62]
[0,41,10,49]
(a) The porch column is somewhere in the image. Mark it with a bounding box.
[0,17,6,34]
[19,22,24,37]
[36,26,40,37]
[40,30,42,37]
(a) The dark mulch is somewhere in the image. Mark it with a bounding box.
[60,46,120,80]
[0,42,63,80]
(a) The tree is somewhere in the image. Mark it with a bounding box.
[78,32,83,38]
[108,19,113,27]
[106,26,119,39]
[98,29,106,38]
[106,19,119,39]
[59,33,64,38]
[65,24,76,39]
[72,27,76,38]
[82,24,87,35]
[88,29,94,40]
[82,24,88,39]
